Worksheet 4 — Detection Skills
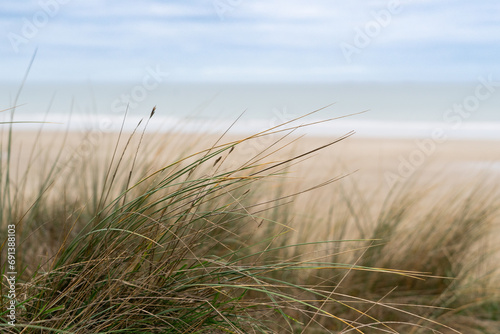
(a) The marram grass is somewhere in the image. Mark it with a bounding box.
[0,108,499,333]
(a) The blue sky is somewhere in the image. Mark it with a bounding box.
[1,0,500,83]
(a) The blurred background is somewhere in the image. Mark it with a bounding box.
[1,0,500,137]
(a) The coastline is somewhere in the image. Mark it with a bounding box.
[5,114,500,140]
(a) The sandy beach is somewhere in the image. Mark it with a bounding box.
[7,128,499,232]
[9,129,500,193]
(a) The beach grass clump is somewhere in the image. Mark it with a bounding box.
[0,107,499,333]
[0,111,382,333]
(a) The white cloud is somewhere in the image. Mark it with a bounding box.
[1,0,499,82]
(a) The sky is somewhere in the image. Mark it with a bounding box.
[1,0,500,83]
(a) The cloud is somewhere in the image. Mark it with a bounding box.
[0,0,499,82]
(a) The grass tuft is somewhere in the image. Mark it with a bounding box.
[0,107,499,333]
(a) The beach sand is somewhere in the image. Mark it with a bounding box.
[6,129,499,224]
[8,129,500,191]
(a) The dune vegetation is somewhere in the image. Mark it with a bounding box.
[1,107,499,333]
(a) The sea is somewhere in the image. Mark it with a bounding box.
[1,82,499,139]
